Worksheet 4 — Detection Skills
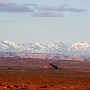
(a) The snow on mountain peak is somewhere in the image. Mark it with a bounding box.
[72,42,90,50]
[4,40,15,44]
[34,42,41,46]
[34,42,46,49]
[0,40,90,56]
[3,40,19,48]
[73,42,88,45]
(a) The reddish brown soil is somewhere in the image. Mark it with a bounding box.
[0,57,90,90]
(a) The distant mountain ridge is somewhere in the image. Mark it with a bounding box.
[0,40,90,56]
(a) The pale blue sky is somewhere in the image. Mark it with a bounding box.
[0,0,90,44]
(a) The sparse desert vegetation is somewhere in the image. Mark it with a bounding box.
[0,57,90,90]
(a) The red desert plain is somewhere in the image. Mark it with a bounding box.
[0,57,90,90]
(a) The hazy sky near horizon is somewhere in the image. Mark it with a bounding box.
[0,0,90,44]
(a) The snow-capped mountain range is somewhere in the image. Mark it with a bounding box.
[0,40,90,56]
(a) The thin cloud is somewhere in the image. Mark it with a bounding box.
[0,1,87,17]
[0,0,34,12]
[37,4,87,12]
[0,5,33,12]
[67,7,87,12]
[33,12,63,17]
[0,20,17,23]
[0,0,10,4]
[24,3,37,7]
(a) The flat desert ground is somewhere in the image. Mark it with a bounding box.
[0,57,90,90]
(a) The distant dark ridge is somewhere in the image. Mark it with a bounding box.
[0,52,90,61]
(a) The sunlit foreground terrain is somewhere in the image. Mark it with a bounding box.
[0,57,90,90]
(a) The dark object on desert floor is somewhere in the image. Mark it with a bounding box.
[39,86,47,88]
[13,85,19,88]
[7,85,11,88]
[50,63,58,69]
